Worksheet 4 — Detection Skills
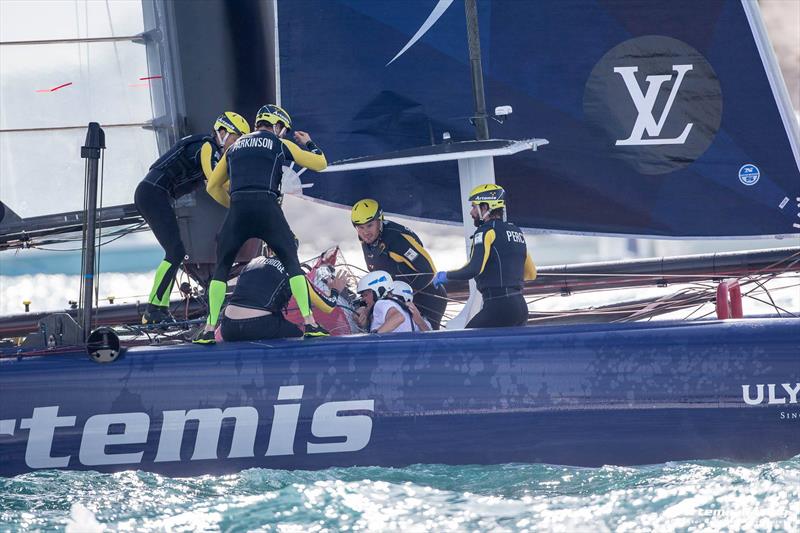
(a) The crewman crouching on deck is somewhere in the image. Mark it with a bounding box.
[432,184,536,328]
[134,112,250,324]
[219,247,348,342]
[351,199,447,329]
[354,272,430,333]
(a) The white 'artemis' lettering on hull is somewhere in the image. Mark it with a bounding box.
[11,386,374,469]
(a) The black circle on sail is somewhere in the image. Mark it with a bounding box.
[583,35,723,176]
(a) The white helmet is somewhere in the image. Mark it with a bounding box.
[357,270,393,299]
[390,280,414,303]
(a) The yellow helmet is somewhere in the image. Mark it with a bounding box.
[351,199,383,226]
[468,183,506,210]
[255,104,292,129]
[213,111,250,136]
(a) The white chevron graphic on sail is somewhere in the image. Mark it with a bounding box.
[386,0,454,66]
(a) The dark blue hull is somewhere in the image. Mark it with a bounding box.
[1,319,798,477]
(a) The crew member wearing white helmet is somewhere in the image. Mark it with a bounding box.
[354,271,426,333]
[389,280,432,332]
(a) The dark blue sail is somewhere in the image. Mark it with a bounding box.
[277,0,800,237]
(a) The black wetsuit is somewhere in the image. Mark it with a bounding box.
[220,256,338,341]
[211,130,325,284]
[134,134,219,303]
[447,219,535,328]
[362,220,447,329]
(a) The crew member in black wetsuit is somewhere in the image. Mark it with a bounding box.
[134,111,250,324]
[194,104,329,343]
[432,184,536,328]
[351,199,447,329]
[219,252,347,342]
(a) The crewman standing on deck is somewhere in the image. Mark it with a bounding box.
[351,199,447,329]
[194,104,329,344]
[432,184,536,328]
[134,111,250,324]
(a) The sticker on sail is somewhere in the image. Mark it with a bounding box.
[739,164,760,186]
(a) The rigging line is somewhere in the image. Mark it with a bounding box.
[613,304,700,324]
[27,223,148,251]
[619,299,702,318]
[738,273,779,296]
[743,293,795,317]
[79,143,90,314]
[530,304,683,318]
[0,123,151,134]
[26,227,141,247]
[744,294,798,317]
[535,271,783,279]
[682,301,713,320]
[743,281,800,295]
[695,308,719,320]
[94,147,107,326]
[0,35,143,46]
[618,300,712,322]
[608,289,718,315]
[558,294,709,313]
[612,297,707,315]
[747,277,784,316]
[337,262,370,274]
[89,221,149,236]
[30,232,138,251]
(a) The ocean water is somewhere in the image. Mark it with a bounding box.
[1,459,798,531]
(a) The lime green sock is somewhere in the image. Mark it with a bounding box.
[207,280,227,326]
[157,280,175,307]
[289,275,312,318]
[148,260,173,305]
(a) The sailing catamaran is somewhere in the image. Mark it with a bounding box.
[0,0,798,477]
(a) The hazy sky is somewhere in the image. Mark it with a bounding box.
[760,0,799,110]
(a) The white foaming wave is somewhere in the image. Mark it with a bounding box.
[65,503,104,533]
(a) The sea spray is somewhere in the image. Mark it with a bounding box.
[1,460,798,531]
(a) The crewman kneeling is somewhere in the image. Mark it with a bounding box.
[354,271,429,333]
[219,251,346,342]
[351,199,447,329]
[432,184,536,328]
